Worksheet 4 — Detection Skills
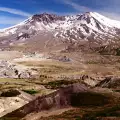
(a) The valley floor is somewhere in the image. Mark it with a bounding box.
[0,51,120,119]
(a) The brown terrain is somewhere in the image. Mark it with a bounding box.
[1,12,120,120]
[0,47,120,120]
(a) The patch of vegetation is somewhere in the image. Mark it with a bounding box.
[71,92,110,107]
[0,117,21,120]
[86,61,100,64]
[43,80,77,89]
[82,105,120,120]
[23,89,39,95]
[116,48,120,56]
[0,90,20,97]
[115,90,120,92]
[75,116,82,120]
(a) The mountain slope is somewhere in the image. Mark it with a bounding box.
[0,12,120,50]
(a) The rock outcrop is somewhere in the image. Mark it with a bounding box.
[96,77,120,88]
[0,60,32,79]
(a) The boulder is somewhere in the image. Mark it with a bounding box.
[18,71,31,79]
[59,56,71,62]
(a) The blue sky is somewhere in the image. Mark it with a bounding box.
[0,0,120,28]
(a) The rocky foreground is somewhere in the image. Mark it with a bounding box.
[1,81,120,120]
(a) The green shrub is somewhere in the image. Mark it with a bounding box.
[75,116,82,120]
[116,48,120,56]
[43,80,76,89]
[0,117,20,120]
[23,89,38,95]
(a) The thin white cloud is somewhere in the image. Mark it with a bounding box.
[99,11,120,21]
[0,7,32,17]
[57,0,120,21]
[0,16,25,24]
[64,0,91,12]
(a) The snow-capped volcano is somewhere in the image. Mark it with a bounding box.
[0,12,120,48]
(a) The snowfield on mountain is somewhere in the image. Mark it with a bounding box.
[0,12,120,49]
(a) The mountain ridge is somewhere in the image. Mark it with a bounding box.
[0,12,120,51]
